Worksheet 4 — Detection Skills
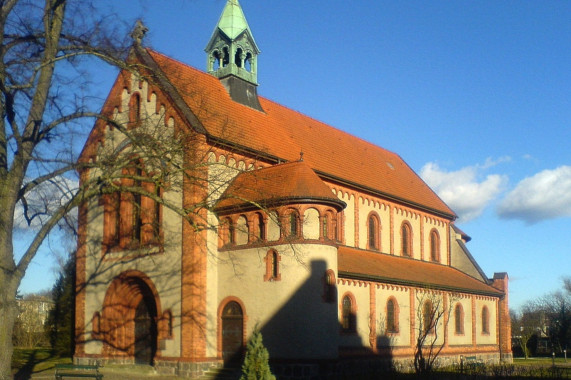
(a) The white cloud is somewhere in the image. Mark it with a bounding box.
[420,161,508,222]
[497,166,571,224]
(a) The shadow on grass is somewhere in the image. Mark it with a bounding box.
[12,348,72,380]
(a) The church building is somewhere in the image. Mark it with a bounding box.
[75,1,511,377]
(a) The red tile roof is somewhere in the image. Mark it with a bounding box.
[215,161,346,212]
[146,50,456,218]
[338,247,503,296]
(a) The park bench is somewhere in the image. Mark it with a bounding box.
[55,364,103,380]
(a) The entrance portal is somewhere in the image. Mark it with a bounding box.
[221,301,244,363]
[134,294,157,365]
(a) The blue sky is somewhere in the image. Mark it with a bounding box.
[17,1,570,311]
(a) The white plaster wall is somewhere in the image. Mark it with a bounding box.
[412,291,445,347]
[422,218,448,265]
[341,193,355,247]
[375,288,411,347]
[337,282,371,348]
[358,199,390,252]
[393,210,421,259]
[447,297,473,346]
[217,243,339,359]
[475,299,498,345]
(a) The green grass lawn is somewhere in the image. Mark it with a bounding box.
[513,357,570,367]
[12,347,71,379]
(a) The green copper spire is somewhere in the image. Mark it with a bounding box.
[205,0,263,111]
[205,0,260,84]
[217,0,251,40]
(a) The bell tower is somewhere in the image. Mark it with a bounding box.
[205,0,263,111]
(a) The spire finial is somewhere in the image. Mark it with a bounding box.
[299,150,304,162]
[130,20,149,46]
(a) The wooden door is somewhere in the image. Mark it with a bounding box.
[221,301,243,363]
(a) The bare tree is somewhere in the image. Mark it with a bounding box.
[511,307,542,359]
[413,289,454,375]
[0,1,144,377]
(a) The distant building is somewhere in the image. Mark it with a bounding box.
[16,297,54,332]
[75,0,511,377]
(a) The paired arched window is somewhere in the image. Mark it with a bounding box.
[454,303,464,335]
[386,298,399,333]
[401,222,412,257]
[481,306,490,334]
[367,214,380,250]
[429,229,440,262]
[341,294,356,333]
[102,159,161,251]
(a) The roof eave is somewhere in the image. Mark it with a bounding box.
[315,170,457,221]
[215,196,347,215]
[338,270,503,298]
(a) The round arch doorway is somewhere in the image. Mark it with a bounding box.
[221,301,244,364]
[101,273,159,365]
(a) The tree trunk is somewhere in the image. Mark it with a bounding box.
[0,275,18,380]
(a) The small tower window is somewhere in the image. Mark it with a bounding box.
[264,250,281,282]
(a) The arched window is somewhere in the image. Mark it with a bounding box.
[264,250,281,282]
[323,214,329,239]
[430,229,440,262]
[287,211,299,237]
[422,300,435,335]
[482,306,490,334]
[255,213,266,241]
[401,222,412,257]
[102,159,161,251]
[341,294,356,333]
[128,93,141,129]
[367,214,380,250]
[454,303,464,335]
[386,298,399,333]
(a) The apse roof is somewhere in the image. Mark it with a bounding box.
[215,161,346,212]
